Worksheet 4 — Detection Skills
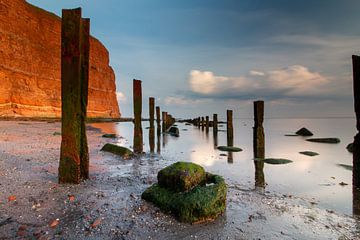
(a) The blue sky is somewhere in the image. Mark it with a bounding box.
[27,0,360,119]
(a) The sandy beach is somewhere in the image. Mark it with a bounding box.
[0,120,359,239]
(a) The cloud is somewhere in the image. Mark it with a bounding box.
[188,65,339,100]
[163,96,209,106]
[116,92,127,103]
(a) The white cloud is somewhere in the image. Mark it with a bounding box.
[163,96,209,106]
[116,92,127,103]
[188,65,334,99]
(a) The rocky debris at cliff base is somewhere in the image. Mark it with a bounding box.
[306,138,341,144]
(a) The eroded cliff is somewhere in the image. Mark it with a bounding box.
[0,0,120,118]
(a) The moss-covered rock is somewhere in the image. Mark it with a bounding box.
[102,133,117,138]
[158,162,206,192]
[299,151,319,157]
[142,172,227,223]
[100,143,134,159]
[306,138,340,144]
[217,146,242,152]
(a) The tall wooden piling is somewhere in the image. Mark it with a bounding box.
[59,8,90,184]
[201,117,205,131]
[133,79,143,153]
[205,116,209,133]
[253,100,265,187]
[162,111,166,132]
[198,117,201,129]
[353,55,360,187]
[156,106,161,128]
[227,110,234,147]
[149,98,155,152]
[213,114,218,134]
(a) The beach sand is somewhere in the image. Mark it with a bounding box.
[0,121,359,239]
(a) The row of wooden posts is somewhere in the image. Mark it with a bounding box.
[57,8,360,194]
[133,79,175,154]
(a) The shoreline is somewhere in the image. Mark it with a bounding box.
[0,120,359,239]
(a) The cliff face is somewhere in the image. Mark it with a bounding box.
[0,0,120,118]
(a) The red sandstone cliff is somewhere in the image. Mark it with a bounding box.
[0,0,120,118]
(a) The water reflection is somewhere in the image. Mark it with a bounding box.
[213,131,218,149]
[149,127,155,153]
[156,127,161,154]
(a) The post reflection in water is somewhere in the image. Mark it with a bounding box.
[353,187,360,217]
[149,127,155,153]
[162,132,168,148]
[227,151,233,164]
[253,101,265,188]
[156,127,161,154]
[213,131,218,149]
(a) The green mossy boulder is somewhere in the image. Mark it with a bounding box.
[102,133,117,138]
[299,151,319,157]
[158,162,206,192]
[101,143,134,159]
[142,172,227,223]
[255,158,293,165]
[217,146,242,152]
[306,138,340,144]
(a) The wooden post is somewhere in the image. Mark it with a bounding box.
[162,111,166,132]
[59,8,90,184]
[149,98,155,152]
[353,55,360,187]
[205,116,209,133]
[133,79,143,153]
[227,110,233,147]
[213,114,218,134]
[253,100,265,188]
[156,106,161,128]
[201,117,205,131]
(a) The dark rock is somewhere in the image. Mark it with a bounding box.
[217,146,242,152]
[284,134,298,137]
[157,162,206,192]
[306,138,340,144]
[102,133,117,138]
[296,128,313,136]
[168,127,179,137]
[299,151,319,157]
[142,172,227,223]
[53,132,61,136]
[337,164,353,171]
[100,143,134,158]
[255,158,293,165]
[347,143,353,153]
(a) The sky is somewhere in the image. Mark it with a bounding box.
[27,0,360,119]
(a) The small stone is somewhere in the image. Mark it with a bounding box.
[296,128,313,136]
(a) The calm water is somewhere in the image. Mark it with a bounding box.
[93,118,356,215]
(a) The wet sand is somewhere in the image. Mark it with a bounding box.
[0,121,359,239]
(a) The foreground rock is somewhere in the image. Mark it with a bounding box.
[157,162,206,192]
[100,143,134,159]
[168,127,180,137]
[296,128,313,136]
[142,162,227,223]
[306,138,340,144]
[299,151,319,157]
[217,146,242,152]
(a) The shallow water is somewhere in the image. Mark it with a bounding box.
[92,117,357,216]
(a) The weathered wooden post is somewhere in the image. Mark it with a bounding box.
[205,116,209,133]
[59,8,90,184]
[253,100,265,188]
[201,117,205,131]
[149,97,155,153]
[156,106,161,129]
[227,110,234,147]
[353,55,360,188]
[213,114,218,148]
[162,111,166,132]
[133,79,143,153]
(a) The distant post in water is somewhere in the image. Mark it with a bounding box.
[162,111,166,132]
[253,100,265,188]
[352,55,360,187]
[227,110,234,147]
[156,106,161,128]
[205,116,209,133]
[59,8,90,184]
[149,97,155,153]
[213,114,218,134]
[201,117,205,131]
[198,117,201,129]
[133,79,143,153]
